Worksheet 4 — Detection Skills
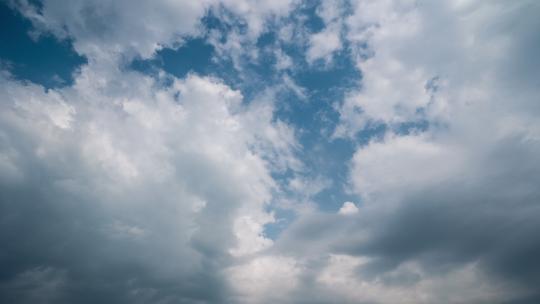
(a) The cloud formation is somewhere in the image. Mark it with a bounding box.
[0,61,297,303]
[1,0,540,303]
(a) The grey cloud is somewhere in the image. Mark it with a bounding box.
[0,130,230,304]
[271,130,540,302]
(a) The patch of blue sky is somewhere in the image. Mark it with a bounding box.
[272,51,365,214]
[131,4,378,224]
[130,38,215,79]
[263,207,297,240]
[297,0,326,33]
[395,120,430,136]
[0,2,86,89]
[130,12,275,101]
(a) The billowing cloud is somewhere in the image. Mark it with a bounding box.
[11,0,299,62]
[0,62,298,302]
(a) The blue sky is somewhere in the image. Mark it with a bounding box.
[130,3,367,217]
[0,3,86,87]
[0,1,364,220]
[1,1,540,303]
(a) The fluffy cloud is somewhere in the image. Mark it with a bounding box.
[12,0,211,60]
[11,0,299,62]
[227,255,302,303]
[338,0,540,134]
[306,23,342,64]
[306,0,344,64]
[2,1,306,302]
[338,201,358,215]
[0,61,298,302]
[220,0,298,39]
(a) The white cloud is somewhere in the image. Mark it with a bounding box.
[0,62,299,301]
[230,213,275,257]
[316,255,519,304]
[226,255,302,303]
[341,0,540,203]
[350,133,464,203]
[14,0,212,60]
[274,48,293,70]
[306,23,342,64]
[13,0,299,63]
[338,201,358,215]
[306,0,345,64]
[282,74,307,100]
[338,0,540,135]
[220,0,298,39]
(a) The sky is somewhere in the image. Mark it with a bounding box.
[0,0,540,303]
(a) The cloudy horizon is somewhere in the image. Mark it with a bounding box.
[1,0,540,303]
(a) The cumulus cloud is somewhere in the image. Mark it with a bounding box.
[338,201,358,215]
[0,62,298,302]
[306,0,344,64]
[306,23,341,64]
[227,255,302,303]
